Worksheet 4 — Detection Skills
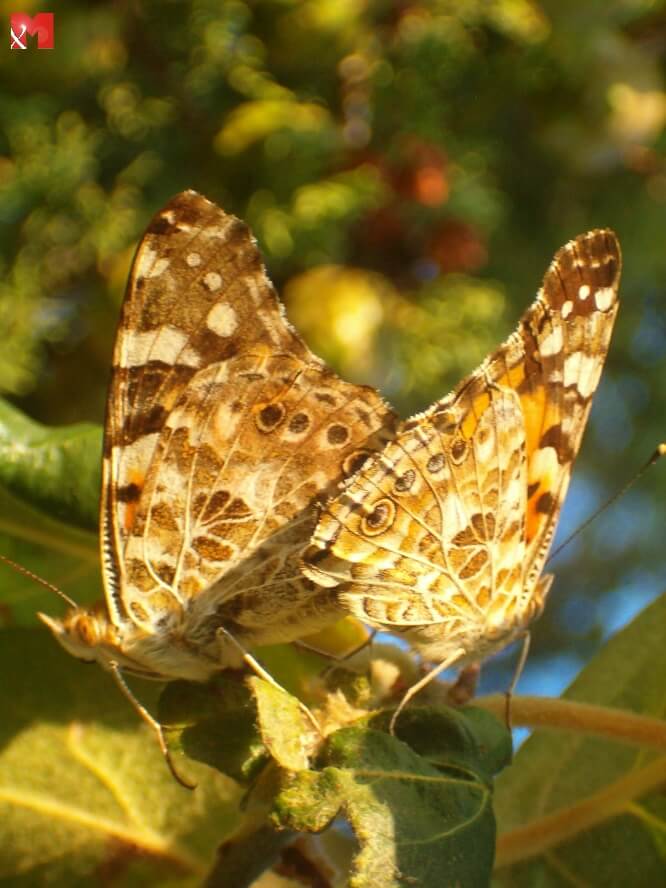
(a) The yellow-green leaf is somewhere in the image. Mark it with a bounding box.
[0,398,101,531]
[494,593,666,886]
[0,627,243,885]
[248,676,312,772]
[160,674,268,786]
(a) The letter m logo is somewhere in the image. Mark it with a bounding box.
[10,12,54,50]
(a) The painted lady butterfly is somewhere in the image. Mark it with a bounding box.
[37,190,620,744]
[40,191,396,690]
[303,229,621,719]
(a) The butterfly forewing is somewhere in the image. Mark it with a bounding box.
[303,229,621,665]
[100,192,306,618]
[516,230,621,586]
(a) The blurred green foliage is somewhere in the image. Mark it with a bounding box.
[1,1,665,684]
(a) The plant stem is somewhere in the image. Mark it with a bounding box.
[474,694,666,750]
[494,755,666,867]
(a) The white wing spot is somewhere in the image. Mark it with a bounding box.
[527,445,559,489]
[578,356,602,398]
[578,284,590,300]
[121,326,200,368]
[561,300,573,318]
[114,434,160,483]
[563,351,582,388]
[143,257,170,278]
[594,286,615,311]
[135,246,171,279]
[247,277,265,306]
[186,252,202,267]
[204,271,222,291]
[540,325,563,356]
[207,302,238,337]
[563,351,601,397]
[203,226,228,240]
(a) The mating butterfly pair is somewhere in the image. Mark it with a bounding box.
[41,192,620,726]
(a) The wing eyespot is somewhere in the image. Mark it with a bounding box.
[343,448,373,477]
[256,402,286,432]
[449,438,467,465]
[394,468,416,493]
[361,497,396,536]
[327,423,350,446]
[426,453,446,474]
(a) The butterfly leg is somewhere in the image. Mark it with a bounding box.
[217,627,323,736]
[295,627,377,664]
[389,648,465,735]
[504,632,531,729]
[108,662,196,790]
[296,626,379,689]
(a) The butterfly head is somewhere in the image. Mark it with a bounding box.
[38,601,228,681]
[38,604,137,672]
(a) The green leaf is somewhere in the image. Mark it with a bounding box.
[369,703,512,785]
[248,676,313,772]
[159,674,268,786]
[0,398,101,531]
[0,400,101,626]
[0,626,243,885]
[274,710,508,888]
[493,593,666,886]
[0,485,99,625]
[160,671,317,782]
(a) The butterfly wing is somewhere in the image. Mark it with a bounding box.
[303,230,621,662]
[101,191,397,645]
[513,229,621,588]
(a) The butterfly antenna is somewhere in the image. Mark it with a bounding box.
[549,443,666,563]
[504,632,531,729]
[389,647,465,735]
[0,553,78,609]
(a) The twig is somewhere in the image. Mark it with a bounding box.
[495,756,666,867]
[474,695,666,750]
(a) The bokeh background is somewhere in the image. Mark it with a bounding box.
[1,0,665,701]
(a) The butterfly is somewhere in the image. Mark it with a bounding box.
[37,191,398,778]
[302,229,621,723]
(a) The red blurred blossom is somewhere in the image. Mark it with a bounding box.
[426,220,487,273]
[393,140,450,207]
[356,205,406,252]
[348,140,450,207]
